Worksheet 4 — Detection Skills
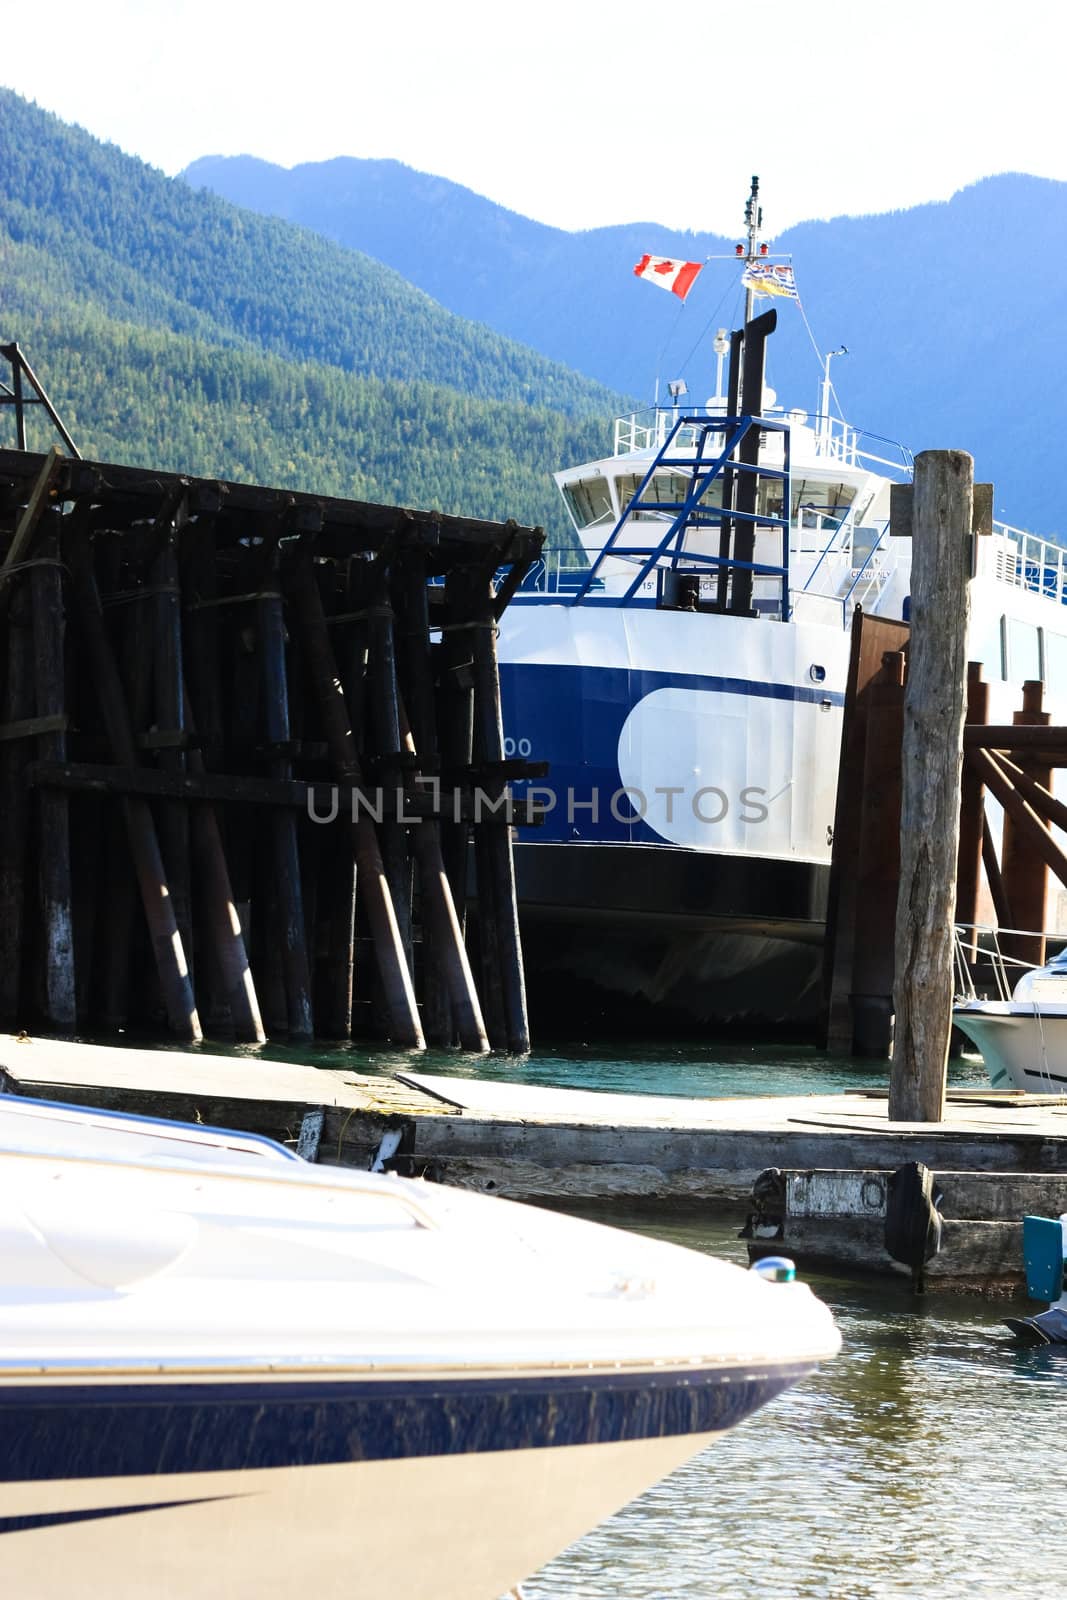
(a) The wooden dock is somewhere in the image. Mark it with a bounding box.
[4,1033,1067,1205]
[0,443,543,1055]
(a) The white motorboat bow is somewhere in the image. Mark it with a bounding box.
[0,1095,841,1599]
[953,941,1067,1092]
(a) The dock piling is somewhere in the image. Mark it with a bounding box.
[889,450,973,1122]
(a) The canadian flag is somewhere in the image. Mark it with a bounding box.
[633,254,703,301]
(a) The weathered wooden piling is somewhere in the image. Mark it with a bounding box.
[889,450,973,1122]
[0,446,543,1052]
[285,554,425,1050]
[64,512,203,1043]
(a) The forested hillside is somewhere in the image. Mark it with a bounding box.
[0,90,628,543]
[185,152,1067,536]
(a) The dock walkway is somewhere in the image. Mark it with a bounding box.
[4,1034,1067,1204]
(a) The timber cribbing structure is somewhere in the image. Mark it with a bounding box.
[0,445,544,1053]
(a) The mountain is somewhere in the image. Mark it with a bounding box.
[0,90,630,545]
[182,154,1067,536]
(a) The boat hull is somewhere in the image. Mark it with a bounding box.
[512,840,826,1030]
[0,1365,804,1599]
[952,1003,1067,1091]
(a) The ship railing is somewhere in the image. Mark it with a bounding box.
[807,415,914,477]
[953,922,1047,1003]
[513,546,601,598]
[838,524,892,617]
[613,406,913,479]
[796,518,892,625]
[797,511,854,592]
[982,521,1067,607]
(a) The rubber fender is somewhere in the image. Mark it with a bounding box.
[884,1161,943,1270]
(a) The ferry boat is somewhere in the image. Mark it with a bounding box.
[0,1094,840,1599]
[497,180,1067,1033]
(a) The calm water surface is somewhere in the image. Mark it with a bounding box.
[523,1210,1067,1600]
[225,1034,992,1101]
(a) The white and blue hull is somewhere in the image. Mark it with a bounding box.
[498,601,849,1028]
[1,1366,799,1599]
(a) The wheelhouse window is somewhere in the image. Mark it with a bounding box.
[1001,615,1043,683]
[616,472,724,518]
[562,476,613,529]
[790,480,857,553]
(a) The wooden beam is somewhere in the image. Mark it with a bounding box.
[964,724,1067,757]
[995,749,1067,836]
[969,746,1067,890]
[981,815,1012,929]
[25,760,546,823]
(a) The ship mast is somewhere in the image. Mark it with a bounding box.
[742,175,762,324]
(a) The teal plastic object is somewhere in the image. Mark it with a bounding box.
[1023,1215,1066,1303]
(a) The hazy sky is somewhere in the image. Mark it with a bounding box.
[3,0,1062,235]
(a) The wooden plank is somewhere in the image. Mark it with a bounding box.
[0,713,70,743]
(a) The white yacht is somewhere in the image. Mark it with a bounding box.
[0,1094,840,1600]
[496,180,1067,1031]
[954,942,1067,1091]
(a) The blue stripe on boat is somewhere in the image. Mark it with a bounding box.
[1,1365,808,1482]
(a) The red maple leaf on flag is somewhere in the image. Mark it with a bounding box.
[653,260,675,274]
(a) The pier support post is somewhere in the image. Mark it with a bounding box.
[1000,680,1050,972]
[31,530,76,1029]
[849,650,905,1057]
[285,555,426,1050]
[889,451,973,1122]
[64,508,203,1044]
[955,662,989,965]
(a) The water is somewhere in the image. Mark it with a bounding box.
[215,1035,994,1102]
[521,1211,1067,1600]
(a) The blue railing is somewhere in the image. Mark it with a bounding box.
[568,412,792,617]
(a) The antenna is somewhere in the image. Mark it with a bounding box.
[743,176,762,324]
